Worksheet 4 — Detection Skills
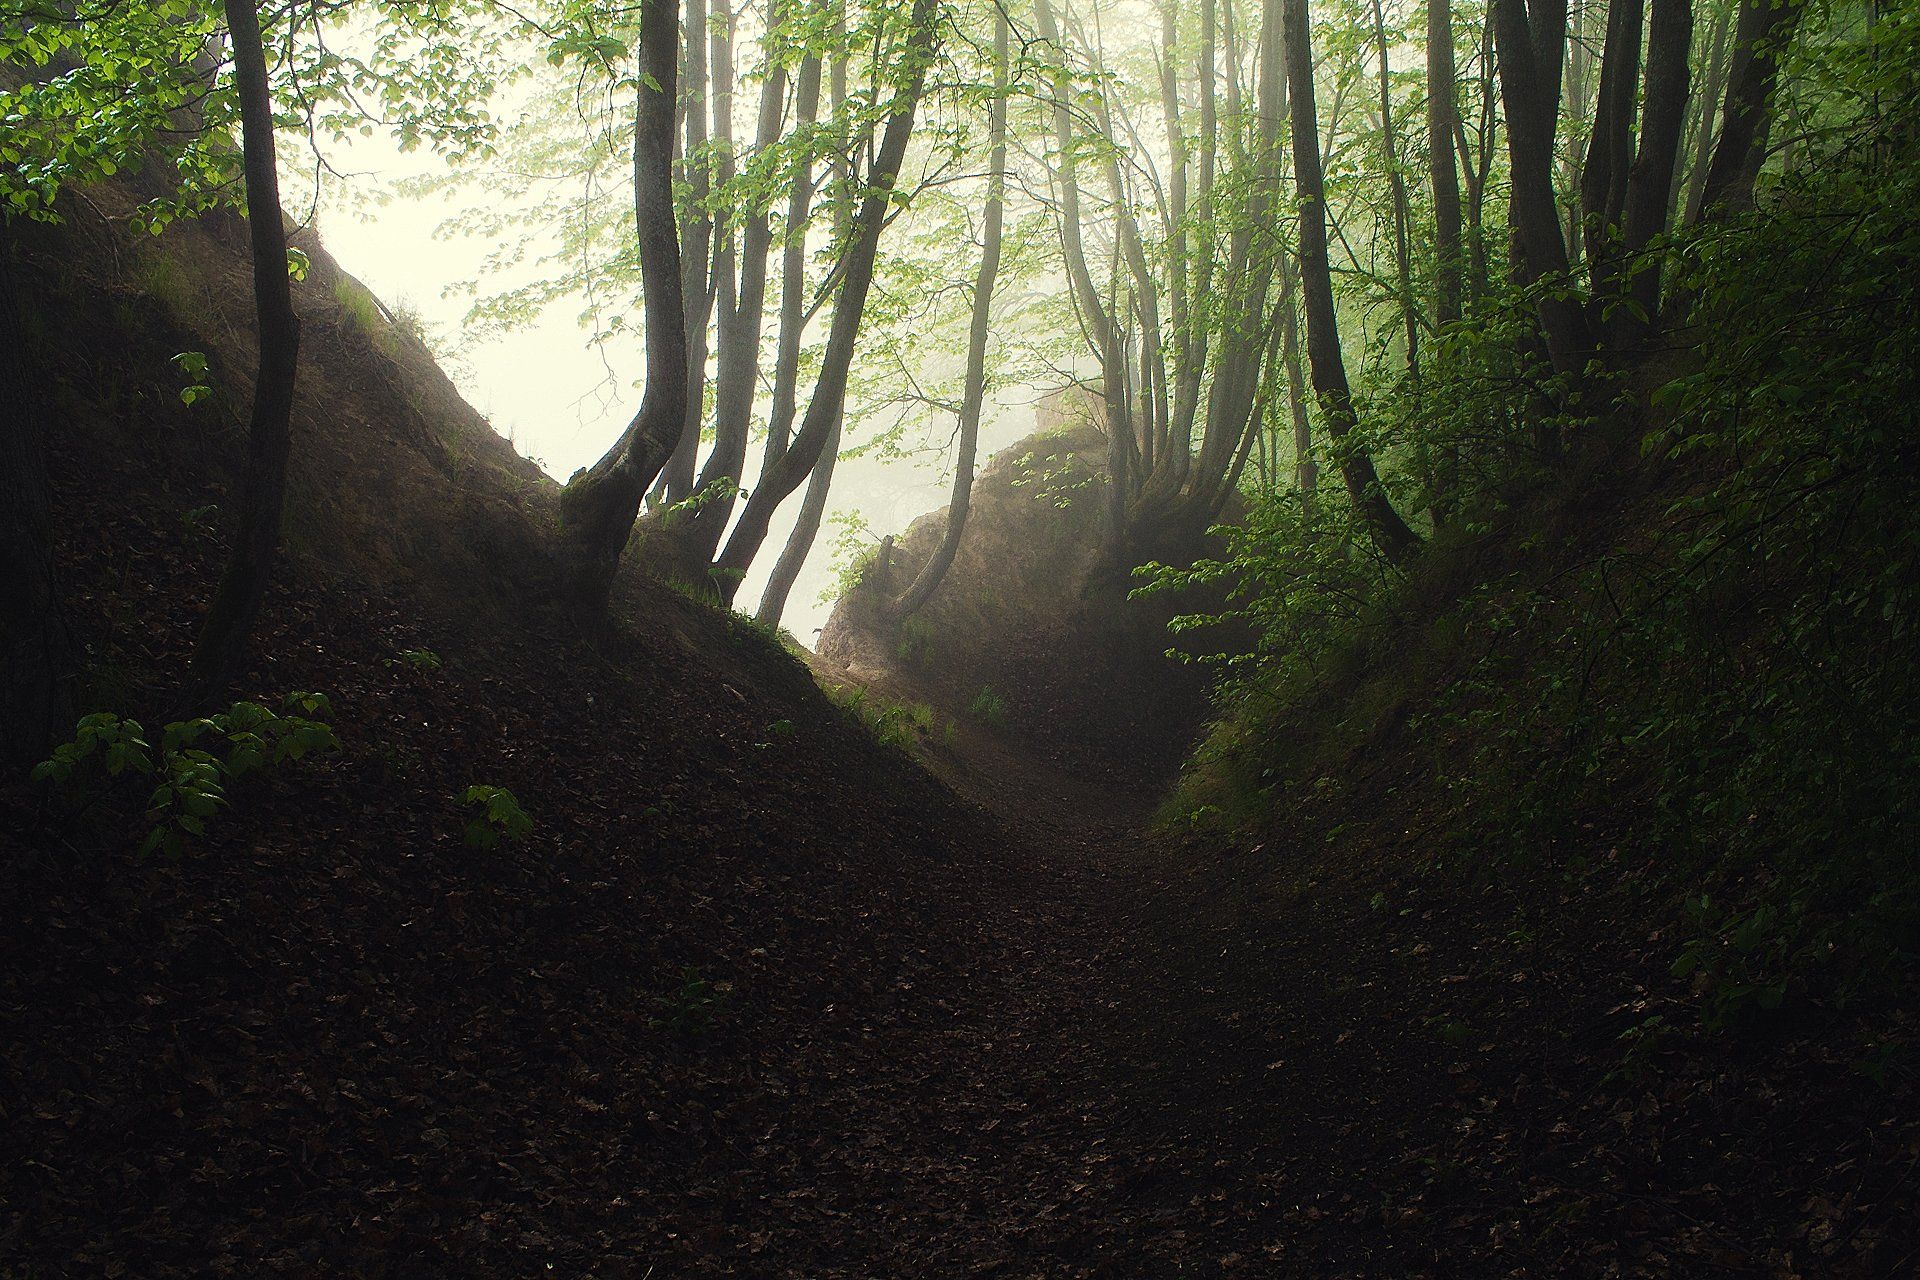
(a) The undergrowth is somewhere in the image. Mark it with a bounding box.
[1152,100,1920,1031]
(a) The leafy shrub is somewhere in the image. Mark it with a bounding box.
[460,784,532,849]
[171,350,213,407]
[1009,450,1099,509]
[34,694,339,857]
[391,647,443,672]
[818,509,883,606]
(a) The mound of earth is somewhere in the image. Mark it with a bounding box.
[815,409,1235,801]
[0,183,1037,1275]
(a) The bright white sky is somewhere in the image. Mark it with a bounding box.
[306,136,1042,644]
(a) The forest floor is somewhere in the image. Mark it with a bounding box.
[16,615,1912,1280]
[5,544,1916,1277]
[7,203,1916,1277]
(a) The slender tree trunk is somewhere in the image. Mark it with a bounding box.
[1085,64,1173,500]
[1037,0,1115,365]
[889,9,1008,619]
[710,0,937,602]
[1617,0,1693,343]
[760,52,823,470]
[753,410,841,628]
[1680,0,1734,224]
[1371,0,1419,374]
[679,0,736,522]
[1284,0,1419,565]
[1034,0,1135,549]
[1462,13,1498,306]
[754,36,851,630]
[188,0,302,701]
[557,0,688,609]
[1579,0,1645,282]
[0,219,72,765]
[1187,0,1286,512]
[680,50,788,563]
[1280,263,1315,512]
[1428,0,1465,329]
[662,0,711,503]
[1158,0,1193,450]
[1693,0,1805,221]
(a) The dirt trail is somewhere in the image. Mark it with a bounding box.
[765,733,1335,1280]
[749,713,1920,1280]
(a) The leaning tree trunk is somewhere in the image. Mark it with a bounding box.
[759,52,824,475]
[187,0,302,704]
[0,218,72,767]
[557,0,688,611]
[1693,0,1806,222]
[889,7,1007,620]
[1283,0,1420,565]
[1370,0,1419,376]
[753,408,841,629]
[1279,259,1316,512]
[709,0,938,604]
[752,39,851,630]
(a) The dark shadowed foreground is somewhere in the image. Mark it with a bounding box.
[2,190,1915,1279]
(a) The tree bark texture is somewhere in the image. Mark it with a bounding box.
[557,0,688,610]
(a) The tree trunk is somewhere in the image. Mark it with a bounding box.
[1491,0,1593,378]
[1679,0,1734,224]
[1284,0,1419,565]
[1428,0,1465,329]
[1579,0,1644,280]
[187,0,302,702]
[753,409,841,629]
[1281,267,1315,512]
[709,0,937,602]
[1186,0,1286,513]
[760,52,824,471]
[889,9,1007,619]
[557,0,688,610]
[661,0,711,504]
[1462,12,1499,307]
[1693,0,1805,221]
[1617,0,1693,343]
[1033,0,1137,549]
[679,51,788,563]
[0,219,72,766]
[1158,0,1193,456]
[1371,0,1419,375]
[754,38,851,631]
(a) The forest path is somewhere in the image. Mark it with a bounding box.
[738,736,1469,1280]
[817,703,1920,1280]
